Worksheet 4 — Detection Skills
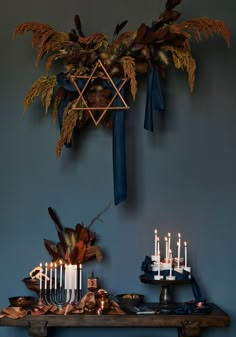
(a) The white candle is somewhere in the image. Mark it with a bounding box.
[79,264,82,291]
[50,262,53,289]
[59,260,62,288]
[169,249,173,277]
[177,241,180,268]
[69,264,72,290]
[64,264,67,290]
[39,263,42,290]
[154,229,158,256]
[168,233,171,259]
[157,237,160,257]
[44,263,48,289]
[54,263,57,290]
[165,237,168,261]
[74,265,78,290]
[158,255,161,276]
[184,241,188,268]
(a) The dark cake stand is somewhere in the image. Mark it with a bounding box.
[140,274,192,313]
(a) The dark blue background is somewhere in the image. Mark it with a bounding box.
[0,0,235,336]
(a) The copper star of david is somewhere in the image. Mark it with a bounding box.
[70,59,129,126]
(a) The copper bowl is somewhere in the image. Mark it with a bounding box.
[9,296,35,307]
[22,277,40,294]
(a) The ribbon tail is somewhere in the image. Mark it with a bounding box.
[112,92,127,206]
[144,66,165,132]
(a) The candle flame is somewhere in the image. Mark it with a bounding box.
[184,241,187,246]
[59,259,62,265]
[45,262,48,267]
[178,233,181,238]
[165,237,167,241]
[168,232,171,237]
[50,262,53,268]
[54,263,57,268]
[154,229,158,234]
[39,262,42,267]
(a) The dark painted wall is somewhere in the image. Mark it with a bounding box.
[0,0,235,336]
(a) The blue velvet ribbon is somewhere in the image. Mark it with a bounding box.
[144,65,165,132]
[56,73,126,205]
[141,256,206,310]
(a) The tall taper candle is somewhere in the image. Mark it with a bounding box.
[50,263,53,289]
[39,263,42,290]
[59,260,62,288]
[44,263,48,289]
[165,237,168,261]
[79,264,82,291]
[168,232,171,259]
[169,250,173,277]
[154,229,158,256]
[157,236,160,256]
[54,263,57,290]
[184,241,188,268]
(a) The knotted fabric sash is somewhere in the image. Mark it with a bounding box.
[57,73,126,205]
[144,65,165,132]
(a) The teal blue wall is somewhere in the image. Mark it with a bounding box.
[0,0,235,336]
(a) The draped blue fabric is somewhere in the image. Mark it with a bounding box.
[56,73,126,205]
[144,66,165,132]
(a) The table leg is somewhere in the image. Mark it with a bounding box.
[178,321,201,337]
[28,320,48,337]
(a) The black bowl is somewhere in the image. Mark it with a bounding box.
[116,293,144,308]
[9,296,35,307]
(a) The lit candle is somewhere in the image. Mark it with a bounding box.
[154,229,158,256]
[39,263,42,290]
[59,260,62,288]
[184,242,188,268]
[165,237,168,261]
[169,249,173,277]
[50,262,53,289]
[157,237,160,257]
[177,241,180,268]
[79,264,82,291]
[64,264,67,290]
[44,263,48,289]
[54,263,57,290]
[178,233,181,267]
[168,233,171,259]
[158,254,161,277]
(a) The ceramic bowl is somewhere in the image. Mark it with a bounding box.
[9,296,35,307]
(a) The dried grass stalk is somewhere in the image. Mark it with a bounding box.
[24,75,57,112]
[121,56,137,100]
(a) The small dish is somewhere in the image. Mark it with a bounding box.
[9,296,35,307]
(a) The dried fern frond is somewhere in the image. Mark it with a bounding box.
[85,245,103,262]
[121,56,137,100]
[163,45,196,92]
[177,18,230,47]
[24,75,57,112]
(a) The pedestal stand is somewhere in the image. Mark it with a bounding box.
[140,275,192,313]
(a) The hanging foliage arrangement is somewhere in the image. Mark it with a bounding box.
[14,0,230,205]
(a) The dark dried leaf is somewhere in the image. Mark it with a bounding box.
[44,239,59,260]
[135,23,148,44]
[48,207,64,233]
[74,14,85,37]
[159,9,181,24]
[165,0,182,10]
[113,20,128,38]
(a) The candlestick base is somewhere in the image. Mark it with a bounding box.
[154,275,164,280]
[151,255,159,262]
[174,267,183,273]
[166,275,176,280]
[183,266,191,278]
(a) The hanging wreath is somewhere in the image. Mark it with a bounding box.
[14,0,230,205]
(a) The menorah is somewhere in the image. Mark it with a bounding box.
[37,262,82,309]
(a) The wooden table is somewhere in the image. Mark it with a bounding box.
[0,303,230,337]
